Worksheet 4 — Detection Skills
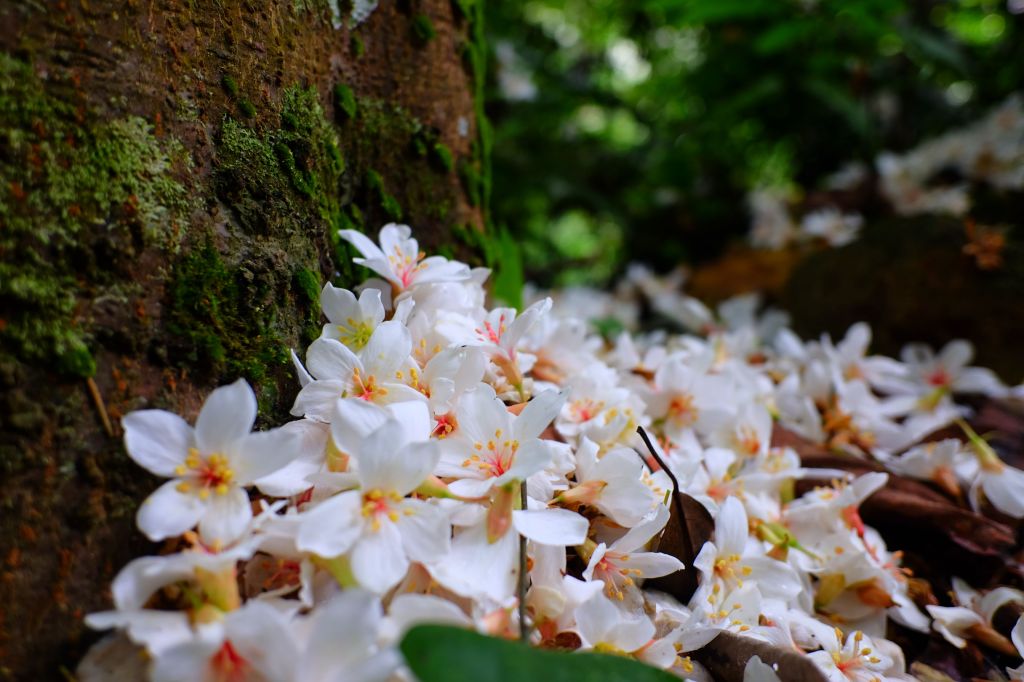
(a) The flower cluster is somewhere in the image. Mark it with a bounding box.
[86,224,1024,681]
[748,94,1024,250]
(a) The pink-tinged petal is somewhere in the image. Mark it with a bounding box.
[307,337,361,381]
[197,486,253,546]
[296,491,363,557]
[340,228,387,261]
[512,508,588,546]
[514,388,567,441]
[620,551,684,578]
[291,380,349,421]
[232,427,301,483]
[398,499,451,562]
[350,521,409,593]
[122,410,194,477]
[224,602,299,681]
[136,480,206,541]
[498,438,551,484]
[360,321,412,376]
[195,379,257,454]
[357,425,439,494]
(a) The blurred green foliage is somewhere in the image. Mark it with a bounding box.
[485,0,1024,286]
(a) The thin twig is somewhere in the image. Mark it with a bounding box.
[86,376,115,437]
[636,426,679,496]
[518,479,529,642]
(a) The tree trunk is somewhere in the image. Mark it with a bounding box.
[0,1,487,677]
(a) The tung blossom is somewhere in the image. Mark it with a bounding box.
[123,379,299,545]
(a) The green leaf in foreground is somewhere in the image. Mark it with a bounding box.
[400,625,679,682]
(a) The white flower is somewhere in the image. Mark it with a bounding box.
[437,383,565,498]
[290,321,425,421]
[123,379,298,545]
[340,224,471,293]
[296,417,448,593]
[583,505,684,600]
[149,600,298,682]
[805,624,893,682]
[575,592,656,656]
[319,283,386,351]
[558,439,657,526]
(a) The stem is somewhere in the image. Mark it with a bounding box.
[518,479,529,642]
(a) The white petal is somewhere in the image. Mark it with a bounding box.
[195,379,257,454]
[224,602,299,681]
[455,384,509,445]
[514,389,566,441]
[622,551,684,578]
[122,410,193,477]
[500,438,552,483]
[150,638,222,682]
[356,424,440,495]
[253,420,328,497]
[300,590,382,679]
[136,480,206,541]
[744,655,782,682]
[716,497,749,556]
[332,397,391,453]
[198,486,253,546]
[110,555,194,610]
[296,491,363,557]
[307,337,360,381]
[361,321,412,375]
[340,228,386,261]
[321,283,359,323]
[398,499,451,562]
[291,380,347,421]
[351,522,409,593]
[512,508,588,546]
[233,427,301,483]
[610,504,670,554]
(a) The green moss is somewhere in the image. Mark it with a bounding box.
[451,0,475,19]
[461,0,492,223]
[458,158,483,207]
[294,266,323,343]
[238,99,256,118]
[365,169,403,220]
[351,34,365,58]
[431,142,454,172]
[411,14,437,44]
[333,83,358,121]
[0,54,191,378]
[166,241,291,390]
[221,75,239,98]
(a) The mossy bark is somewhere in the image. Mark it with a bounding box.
[0,1,487,677]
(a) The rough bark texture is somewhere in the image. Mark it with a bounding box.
[0,1,488,677]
